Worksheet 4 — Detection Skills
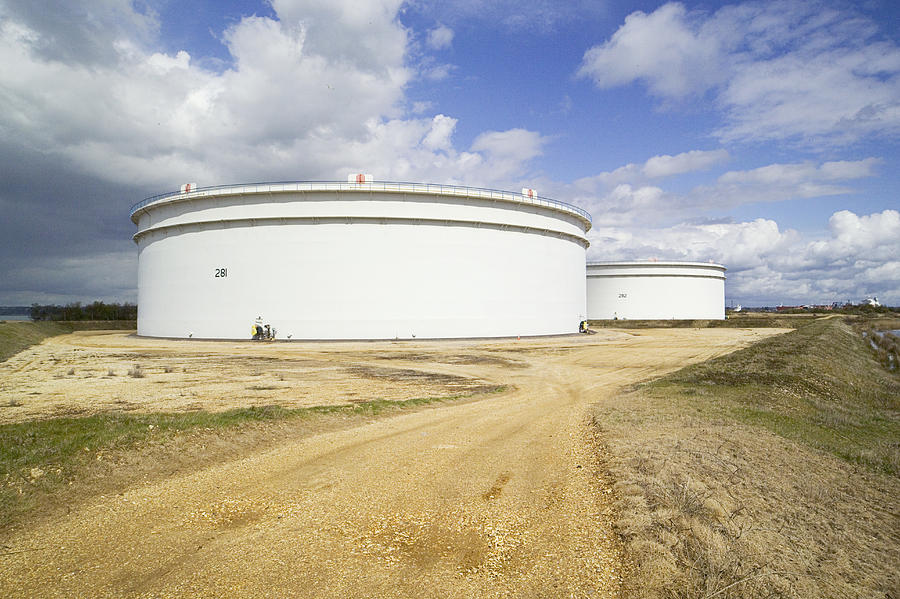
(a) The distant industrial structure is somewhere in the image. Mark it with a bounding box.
[131,178,591,340]
[769,297,883,312]
[862,297,881,307]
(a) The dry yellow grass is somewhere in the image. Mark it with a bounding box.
[593,317,900,598]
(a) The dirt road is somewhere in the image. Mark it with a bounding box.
[0,328,785,598]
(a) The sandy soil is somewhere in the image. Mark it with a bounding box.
[0,331,505,423]
[0,327,786,598]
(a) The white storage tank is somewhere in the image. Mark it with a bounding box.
[586,261,726,320]
[131,180,592,339]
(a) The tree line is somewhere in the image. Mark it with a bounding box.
[30,302,137,321]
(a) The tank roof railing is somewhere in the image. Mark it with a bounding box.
[130,180,592,226]
[587,260,726,269]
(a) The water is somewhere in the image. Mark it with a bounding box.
[0,314,31,321]
[867,329,900,337]
[870,330,899,371]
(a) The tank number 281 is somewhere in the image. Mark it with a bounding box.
[214,268,228,278]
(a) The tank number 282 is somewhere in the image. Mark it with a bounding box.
[214,268,228,278]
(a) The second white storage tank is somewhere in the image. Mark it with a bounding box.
[586,261,726,320]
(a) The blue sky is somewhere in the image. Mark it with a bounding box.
[0,0,898,306]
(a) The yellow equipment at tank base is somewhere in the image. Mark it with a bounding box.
[251,321,276,341]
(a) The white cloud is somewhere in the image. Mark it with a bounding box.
[270,0,408,71]
[642,149,729,178]
[469,128,546,181]
[577,3,724,98]
[568,154,881,234]
[718,159,879,185]
[571,151,877,227]
[586,217,796,269]
[471,128,543,161]
[0,0,158,66]
[586,209,900,305]
[426,24,454,50]
[578,1,900,144]
[574,164,640,191]
[820,209,900,257]
[819,158,884,181]
[702,158,881,208]
[421,114,457,150]
[0,8,408,185]
[566,148,894,304]
[575,148,728,191]
[583,184,667,226]
[423,62,454,80]
[0,1,545,192]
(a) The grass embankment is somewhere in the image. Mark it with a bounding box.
[594,317,900,598]
[0,389,504,531]
[0,320,135,363]
[589,313,817,330]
